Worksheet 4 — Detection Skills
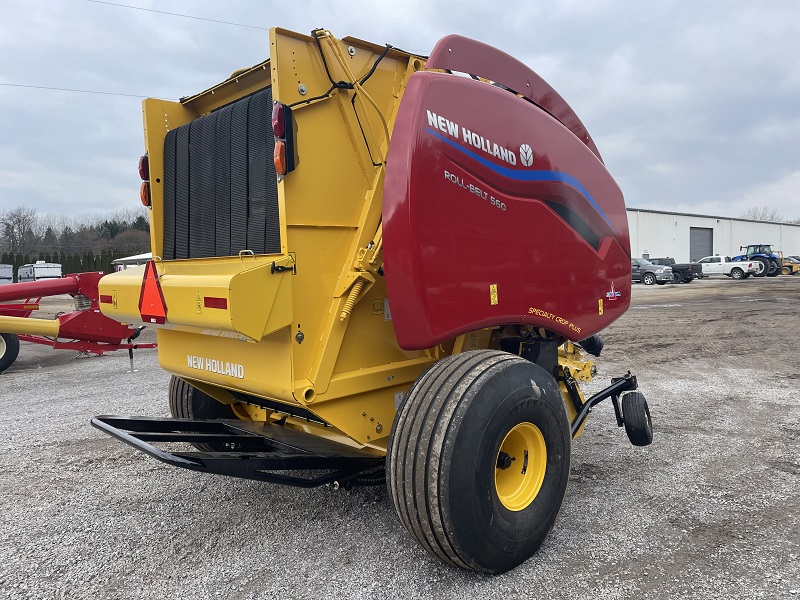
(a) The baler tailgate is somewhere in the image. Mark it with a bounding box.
[92,416,383,488]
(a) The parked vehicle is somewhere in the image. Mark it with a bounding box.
[731,244,781,278]
[649,257,702,283]
[0,264,12,285]
[17,261,62,282]
[631,258,673,285]
[695,256,758,279]
[770,252,800,275]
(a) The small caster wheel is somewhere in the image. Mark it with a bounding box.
[622,391,653,446]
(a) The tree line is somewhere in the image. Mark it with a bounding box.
[0,206,150,279]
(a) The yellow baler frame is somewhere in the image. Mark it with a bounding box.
[99,28,597,453]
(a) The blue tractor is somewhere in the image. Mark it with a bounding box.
[732,244,781,277]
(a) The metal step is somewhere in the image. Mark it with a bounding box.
[91,416,384,488]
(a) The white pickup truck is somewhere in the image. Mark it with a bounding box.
[696,256,759,279]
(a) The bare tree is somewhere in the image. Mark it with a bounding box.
[0,207,39,255]
[740,206,783,222]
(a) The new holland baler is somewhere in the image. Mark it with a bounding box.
[92,28,652,574]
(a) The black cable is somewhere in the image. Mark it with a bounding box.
[83,0,269,30]
[359,44,391,85]
[0,82,170,99]
[310,29,354,91]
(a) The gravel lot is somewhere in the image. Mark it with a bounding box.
[1,277,798,599]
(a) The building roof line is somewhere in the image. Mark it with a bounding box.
[627,207,800,227]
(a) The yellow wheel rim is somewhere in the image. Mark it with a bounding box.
[495,422,547,511]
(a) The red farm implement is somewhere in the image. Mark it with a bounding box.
[0,272,156,373]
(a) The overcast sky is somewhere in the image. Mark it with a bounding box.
[1,0,798,221]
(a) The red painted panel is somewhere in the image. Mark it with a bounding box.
[383,72,631,350]
[426,34,602,161]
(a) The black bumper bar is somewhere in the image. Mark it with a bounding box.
[91,416,384,488]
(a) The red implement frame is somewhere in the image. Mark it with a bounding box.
[0,272,156,356]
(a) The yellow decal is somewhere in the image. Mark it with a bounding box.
[528,307,582,334]
[112,290,118,309]
[598,298,604,316]
[196,291,202,314]
[490,284,499,305]
[372,299,384,315]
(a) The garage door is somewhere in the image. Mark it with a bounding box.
[690,227,713,261]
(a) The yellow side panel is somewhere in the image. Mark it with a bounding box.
[159,328,294,403]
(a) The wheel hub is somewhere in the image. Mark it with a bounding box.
[495,422,547,511]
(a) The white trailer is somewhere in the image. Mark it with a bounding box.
[0,264,12,285]
[17,261,63,283]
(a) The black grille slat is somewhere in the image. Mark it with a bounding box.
[230,96,250,255]
[162,87,279,260]
[214,105,233,256]
[174,125,191,259]
[198,114,217,257]
[163,129,177,260]
[188,119,204,258]
[247,90,268,255]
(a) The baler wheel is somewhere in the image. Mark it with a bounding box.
[0,333,20,374]
[169,376,239,451]
[386,350,571,573]
[622,391,653,447]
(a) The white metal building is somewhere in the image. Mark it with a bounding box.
[626,208,800,262]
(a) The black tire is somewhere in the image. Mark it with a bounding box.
[622,392,653,447]
[169,376,238,451]
[642,272,656,286]
[781,266,790,276]
[730,267,744,279]
[0,333,21,373]
[752,257,768,277]
[672,272,681,284]
[387,350,571,574]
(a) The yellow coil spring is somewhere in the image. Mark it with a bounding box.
[339,280,364,321]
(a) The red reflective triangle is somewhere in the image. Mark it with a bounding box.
[138,260,167,324]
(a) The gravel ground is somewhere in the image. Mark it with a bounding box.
[1,278,798,599]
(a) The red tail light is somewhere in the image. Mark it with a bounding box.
[272,103,286,138]
[272,101,296,179]
[138,154,149,181]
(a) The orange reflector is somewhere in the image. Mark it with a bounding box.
[138,260,167,324]
[274,140,286,175]
[140,181,151,207]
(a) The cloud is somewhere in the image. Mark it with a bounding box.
[0,0,798,221]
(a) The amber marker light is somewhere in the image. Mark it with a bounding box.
[274,141,287,175]
[140,181,151,207]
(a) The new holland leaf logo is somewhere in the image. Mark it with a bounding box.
[520,144,534,167]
